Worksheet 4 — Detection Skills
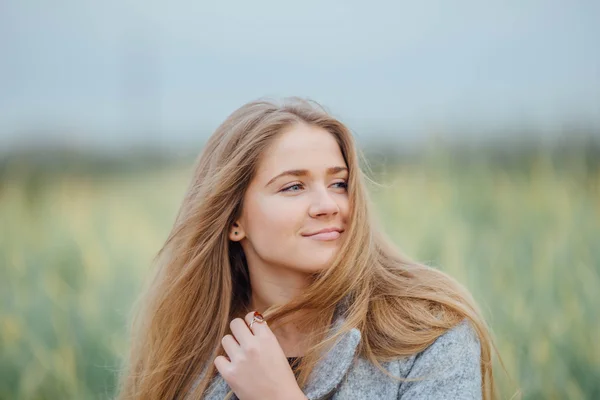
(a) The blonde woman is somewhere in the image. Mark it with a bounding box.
[117,97,497,399]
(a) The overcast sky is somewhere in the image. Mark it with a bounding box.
[1,1,599,152]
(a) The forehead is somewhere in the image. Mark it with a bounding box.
[256,123,346,176]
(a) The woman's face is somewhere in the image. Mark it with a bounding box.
[230,123,350,276]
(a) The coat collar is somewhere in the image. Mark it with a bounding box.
[197,301,361,400]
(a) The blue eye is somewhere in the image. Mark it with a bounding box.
[281,184,303,192]
[281,181,348,192]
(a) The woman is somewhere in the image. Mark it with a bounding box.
[116,97,497,399]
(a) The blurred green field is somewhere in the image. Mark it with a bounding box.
[1,142,599,399]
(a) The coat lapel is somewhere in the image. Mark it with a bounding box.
[302,320,361,399]
[199,305,361,400]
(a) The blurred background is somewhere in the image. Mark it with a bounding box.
[1,1,599,399]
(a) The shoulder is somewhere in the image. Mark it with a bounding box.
[421,319,481,362]
[397,319,482,399]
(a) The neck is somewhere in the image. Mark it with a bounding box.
[247,261,312,312]
[246,262,314,357]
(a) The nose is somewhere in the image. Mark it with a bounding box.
[308,186,340,218]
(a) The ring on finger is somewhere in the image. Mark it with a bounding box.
[249,311,266,329]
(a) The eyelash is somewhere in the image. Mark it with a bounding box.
[281,181,348,193]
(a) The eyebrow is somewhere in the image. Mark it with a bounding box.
[265,166,348,187]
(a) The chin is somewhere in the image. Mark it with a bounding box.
[286,249,339,273]
[299,258,336,273]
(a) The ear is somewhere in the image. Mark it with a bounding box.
[229,222,245,241]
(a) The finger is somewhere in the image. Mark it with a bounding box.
[221,334,242,360]
[230,317,254,346]
[213,355,231,377]
[244,311,270,336]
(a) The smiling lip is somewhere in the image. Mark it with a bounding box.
[302,228,343,241]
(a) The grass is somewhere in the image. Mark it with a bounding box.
[1,141,599,399]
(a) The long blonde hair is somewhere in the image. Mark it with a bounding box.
[116,97,497,399]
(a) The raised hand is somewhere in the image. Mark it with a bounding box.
[214,311,307,400]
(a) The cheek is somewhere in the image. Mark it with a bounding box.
[339,197,350,218]
[331,195,351,226]
[247,197,301,239]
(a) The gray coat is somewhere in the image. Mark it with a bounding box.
[195,311,482,400]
